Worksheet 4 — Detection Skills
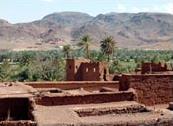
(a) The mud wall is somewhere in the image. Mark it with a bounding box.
[36,91,135,106]
[81,63,100,81]
[120,74,173,105]
[0,121,36,126]
[66,59,109,81]
[66,59,90,81]
[81,62,109,81]
[26,81,119,91]
[141,62,168,74]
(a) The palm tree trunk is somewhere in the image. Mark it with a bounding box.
[86,45,89,59]
[108,54,110,62]
[67,52,69,59]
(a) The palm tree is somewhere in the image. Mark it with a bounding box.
[62,45,71,59]
[100,36,116,62]
[77,35,91,59]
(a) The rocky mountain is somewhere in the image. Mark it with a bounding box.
[0,12,173,50]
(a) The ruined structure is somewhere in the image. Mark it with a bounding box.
[0,61,173,125]
[66,59,109,81]
[0,83,36,126]
[120,74,173,105]
[141,62,170,74]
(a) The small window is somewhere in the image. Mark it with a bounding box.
[93,68,96,72]
[86,68,89,72]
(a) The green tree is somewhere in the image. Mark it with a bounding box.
[62,45,71,59]
[77,35,92,59]
[100,36,116,62]
[0,60,12,81]
[19,51,35,66]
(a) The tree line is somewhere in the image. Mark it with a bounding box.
[63,35,116,62]
[0,35,173,82]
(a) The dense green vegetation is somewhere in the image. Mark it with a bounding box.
[0,48,173,82]
[0,35,172,82]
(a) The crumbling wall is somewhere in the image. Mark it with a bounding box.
[141,62,168,74]
[0,121,36,126]
[36,91,135,106]
[80,62,109,81]
[66,59,90,81]
[26,81,119,91]
[75,104,149,117]
[66,59,76,81]
[66,59,109,81]
[120,74,173,105]
[81,62,100,81]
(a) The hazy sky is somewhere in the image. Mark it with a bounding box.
[0,0,173,23]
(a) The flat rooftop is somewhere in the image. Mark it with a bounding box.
[0,83,36,98]
[34,101,173,126]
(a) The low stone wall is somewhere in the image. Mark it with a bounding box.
[0,121,36,126]
[75,104,149,117]
[120,74,173,105]
[26,81,119,91]
[36,91,135,106]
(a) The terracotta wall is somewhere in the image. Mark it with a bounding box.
[25,81,119,91]
[81,62,100,81]
[66,59,90,81]
[141,62,168,74]
[66,59,109,81]
[0,122,36,126]
[36,91,135,106]
[66,59,76,81]
[120,74,173,105]
[26,81,119,91]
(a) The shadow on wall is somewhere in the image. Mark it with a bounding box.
[0,98,35,121]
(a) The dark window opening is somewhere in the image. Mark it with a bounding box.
[69,65,72,69]
[0,98,35,121]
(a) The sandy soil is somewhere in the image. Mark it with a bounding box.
[34,101,173,126]
[0,82,36,98]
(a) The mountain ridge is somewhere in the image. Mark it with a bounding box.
[0,12,173,50]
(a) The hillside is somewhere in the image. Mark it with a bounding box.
[0,12,173,50]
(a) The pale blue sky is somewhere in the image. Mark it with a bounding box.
[0,0,173,23]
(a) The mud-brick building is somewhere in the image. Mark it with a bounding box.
[66,59,109,81]
[141,62,169,74]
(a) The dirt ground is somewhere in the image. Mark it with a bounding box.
[34,101,173,126]
[0,82,36,98]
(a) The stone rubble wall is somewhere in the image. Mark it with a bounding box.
[120,74,173,105]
